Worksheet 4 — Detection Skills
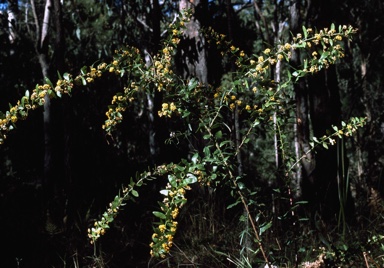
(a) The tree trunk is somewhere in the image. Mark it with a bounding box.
[178,0,208,84]
[6,0,18,55]
[32,0,66,232]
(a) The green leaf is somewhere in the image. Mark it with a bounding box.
[81,76,87,86]
[185,173,197,184]
[131,189,139,197]
[227,200,241,209]
[153,211,167,219]
[159,189,169,196]
[259,221,272,236]
[80,66,88,75]
[203,134,211,140]
[63,73,71,81]
[191,153,199,164]
[302,25,308,39]
[215,130,222,139]
[322,142,329,149]
[45,77,54,88]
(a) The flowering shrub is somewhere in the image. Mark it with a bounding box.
[0,9,365,263]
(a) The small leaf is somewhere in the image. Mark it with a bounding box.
[203,134,211,140]
[131,189,139,197]
[227,200,241,209]
[80,66,88,75]
[322,142,329,149]
[191,153,199,164]
[63,73,71,81]
[153,211,166,219]
[259,221,272,236]
[45,77,53,88]
[302,25,308,39]
[159,189,169,196]
[185,173,197,184]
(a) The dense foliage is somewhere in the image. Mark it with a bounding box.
[0,1,383,267]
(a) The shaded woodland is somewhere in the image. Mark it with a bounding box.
[0,0,383,267]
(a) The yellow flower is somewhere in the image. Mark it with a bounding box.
[245,105,251,111]
[170,102,177,111]
[98,62,107,70]
[165,234,173,242]
[159,224,166,233]
[240,51,245,57]
[252,87,257,93]
[162,103,169,110]
[172,38,180,44]
[264,48,271,54]
[231,95,236,100]
[277,54,284,61]
[284,43,291,50]
[38,91,46,98]
[230,45,236,51]
[113,60,118,66]
[335,35,342,41]
[171,208,179,219]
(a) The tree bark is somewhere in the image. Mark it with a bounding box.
[178,0,208,84]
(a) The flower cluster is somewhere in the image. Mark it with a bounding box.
[150,176,191,258]
[158,102,178,117]
[87,170,152,244]
[310,117,367,149]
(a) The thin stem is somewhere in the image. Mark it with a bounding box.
[201,119,270,266]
